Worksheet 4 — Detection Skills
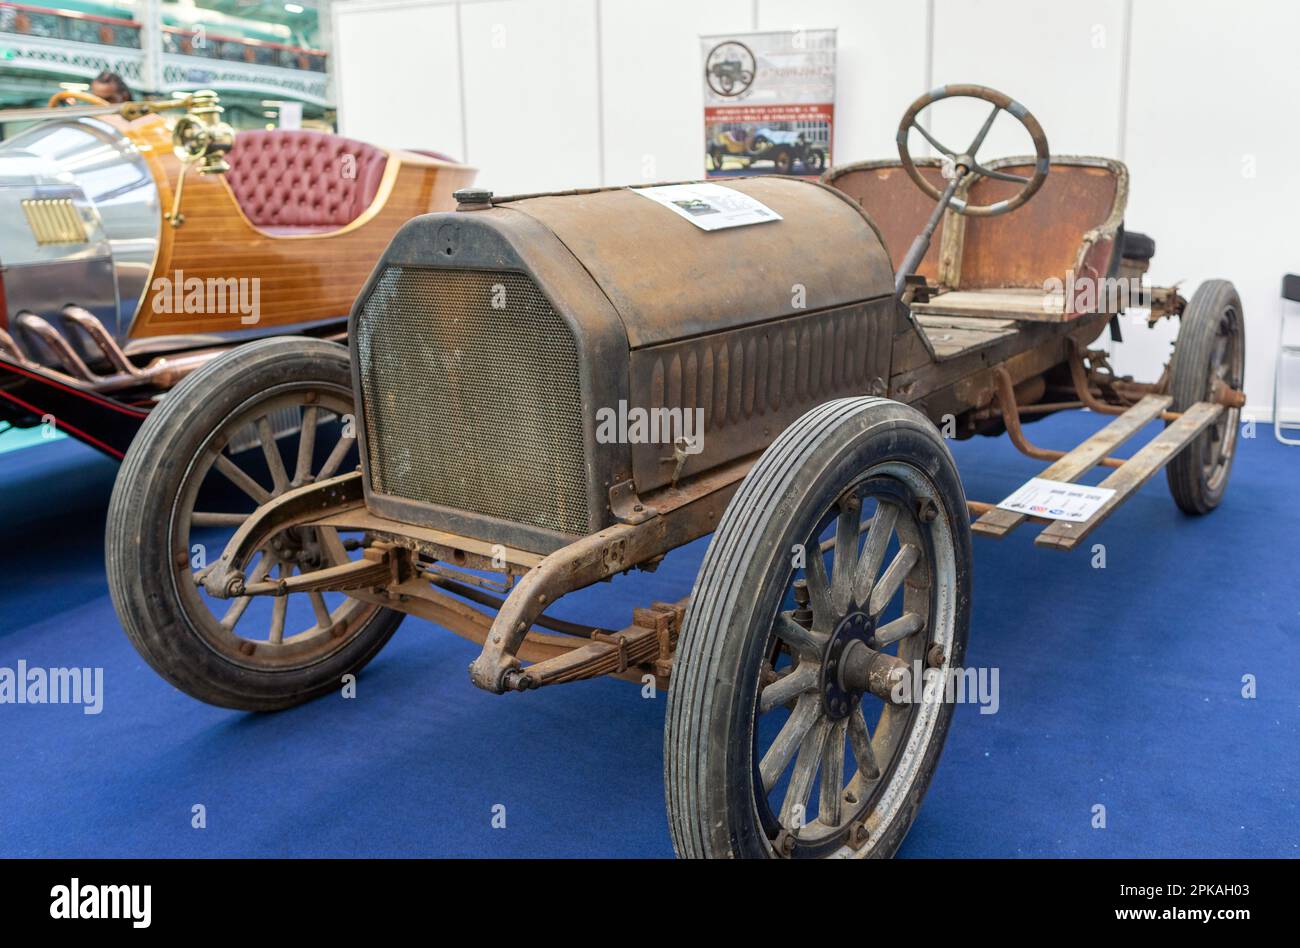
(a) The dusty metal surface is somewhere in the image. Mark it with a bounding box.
[822,158,952,278]
[498,177,894,348]
[627,297,894,491]
[356,267,590,537]
[348,201,634,552]
[516,597,688,689]
[960,158,1125,297]
[826,156,1128,319]
[468,467,741,693]
[200,471,368,598]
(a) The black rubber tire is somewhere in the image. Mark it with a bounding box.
[1120,230,1156,262]
[1165,280,1245,515]
[106,337,404,711]
[665,397,972,859]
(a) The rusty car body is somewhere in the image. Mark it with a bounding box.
[105,85,1247,858]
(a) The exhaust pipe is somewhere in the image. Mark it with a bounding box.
[8,307,227,395]
[61,305,144,378]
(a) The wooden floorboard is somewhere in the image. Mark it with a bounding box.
[973,394,1173,538]
[1033,401,1224,551]
[912,288,1072,323]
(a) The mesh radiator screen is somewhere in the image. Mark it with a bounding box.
[356,267,589,536]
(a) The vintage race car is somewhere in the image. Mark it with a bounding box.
[106,85,1245,858]
[0,91,475,457]
[709,126,824,175]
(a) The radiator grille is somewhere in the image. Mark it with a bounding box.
[356,267,589,536]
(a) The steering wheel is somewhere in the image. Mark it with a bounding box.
[896,84,1050,217]
[48,90,110,108]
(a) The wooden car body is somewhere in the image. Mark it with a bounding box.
[0,109,475,456]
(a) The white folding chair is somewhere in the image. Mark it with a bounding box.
[1276,273,1300,445]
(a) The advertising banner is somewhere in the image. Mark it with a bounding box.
[701,29,836,179]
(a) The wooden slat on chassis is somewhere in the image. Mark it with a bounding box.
[973,393,1173,538]
[1033,402,1224,551]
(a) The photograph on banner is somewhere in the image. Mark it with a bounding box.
[701,29,836,178]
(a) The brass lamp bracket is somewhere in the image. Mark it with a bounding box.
[165,90,235,228]
[165,163,189,228]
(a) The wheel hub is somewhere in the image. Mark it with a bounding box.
[269,526,325,570]
[820,611,873,720]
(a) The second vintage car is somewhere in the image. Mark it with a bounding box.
[0,90,474,457]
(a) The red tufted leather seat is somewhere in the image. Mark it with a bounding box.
[224,129,389,234]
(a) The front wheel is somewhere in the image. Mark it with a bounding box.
[106,337,404,711]
[666,397,972,858]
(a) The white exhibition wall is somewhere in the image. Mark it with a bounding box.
[332,0,1300,419]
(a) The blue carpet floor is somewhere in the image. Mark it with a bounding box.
[0,411,1295,858]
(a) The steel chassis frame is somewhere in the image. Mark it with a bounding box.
[197,333,1245,695]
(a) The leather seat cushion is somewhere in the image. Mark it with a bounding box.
[225,130,388,231]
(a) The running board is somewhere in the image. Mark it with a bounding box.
[973,398,1223,550]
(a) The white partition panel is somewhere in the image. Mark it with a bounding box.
[459,0,602,193]
[332,0,465,157]
[599,0,753,185]
[930,0,1127,159]
[757,0,929,165]
[1119,0,1300,418]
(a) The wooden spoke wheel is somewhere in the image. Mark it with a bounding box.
[666,397,972,858]
[1166,279,1246,514]
[107,338,403,711]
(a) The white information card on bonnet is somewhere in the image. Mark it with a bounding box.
[632,183,783,231]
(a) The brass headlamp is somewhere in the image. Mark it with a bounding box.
[171,90,234,175]
[165,90,236,227]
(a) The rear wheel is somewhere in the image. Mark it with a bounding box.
[1165,280,1245,514]
[666,397,972,858]
[107,337,404,711]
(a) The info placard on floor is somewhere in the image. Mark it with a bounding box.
[995,477,1115,523]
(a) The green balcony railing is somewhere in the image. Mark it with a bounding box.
[0,3,326,73]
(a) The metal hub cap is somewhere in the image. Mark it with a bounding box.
[821,612,872,720]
